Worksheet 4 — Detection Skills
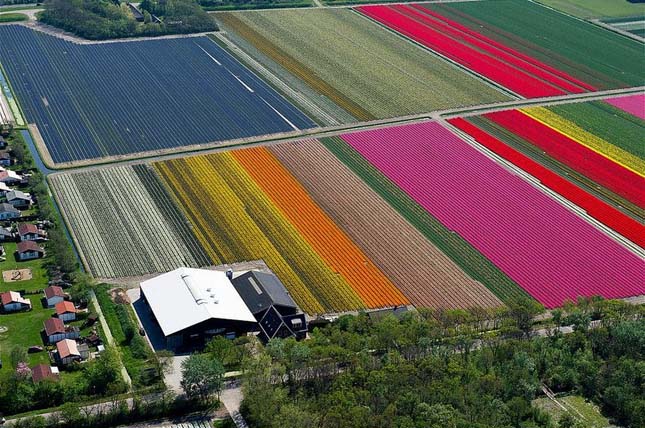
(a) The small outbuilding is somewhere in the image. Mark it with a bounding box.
[140,267,257,349]
[0,202,20,220]
[44,285,65,308]
[0,290,31,312]
[55,301,77,322]
[43,317,79,344]
[31,364,59,383]
[16,240,44,261]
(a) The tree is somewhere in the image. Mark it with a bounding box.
[10,346,27,369]
[180,354,224,402]
[508,297,544,338]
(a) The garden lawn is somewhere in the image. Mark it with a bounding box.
[0,242,49,293]
[0,301,52,375]
[533,395,611,428]
[0,12,27,22]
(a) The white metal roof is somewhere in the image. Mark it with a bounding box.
[140,268,256,337]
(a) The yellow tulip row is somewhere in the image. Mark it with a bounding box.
[521,107,645,177]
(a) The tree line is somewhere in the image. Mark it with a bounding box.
[240,297,644,428]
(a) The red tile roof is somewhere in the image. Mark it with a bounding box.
[1,291,20,305]
[17,223,38,236]
[44,285,65,300]
[44,317,65,336]
[16,240,44,253]
[55,300,76,315]
[56,339,80,359]
[31,364,56,383]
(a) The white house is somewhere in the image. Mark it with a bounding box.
[0,291,32,312]
[0,181,11,196]
[0,169,22,185]
[44,285,65,308]
[16,240,44,261]
[0,202,20,220]
[43,317,80,344]
[55,301,77,322]
[6,190,32,209]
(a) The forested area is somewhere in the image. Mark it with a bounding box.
[241,298,644,428]
[39,0,217,40]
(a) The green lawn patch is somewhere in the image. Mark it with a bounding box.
[0,300,51,375]
[533,395,612,428]
[0,12,28,22]
[536,0,644,19]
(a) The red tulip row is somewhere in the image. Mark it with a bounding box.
[357,4,594,98]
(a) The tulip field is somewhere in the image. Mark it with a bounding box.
[452,97,645,247]
[49,165,211,278]
[0,25,313,165]
[357,1,643,96]
[218,9,509,121]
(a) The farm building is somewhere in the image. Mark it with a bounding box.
[44,285,65,307]
[55,301,77,322]
[43,317,79,344]
[53,339,88,366]
[232,271,307,342]
[0,290,31,312]
[0,202,20,220]
[16,240,45,261]
[140,268,257,349]
[6,190,32,209]
[0,169,22,185]
[31,364,59,383]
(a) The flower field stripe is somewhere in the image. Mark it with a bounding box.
[155,155,367,314]
[320,136,530,303]
[271,139,503,309]
[485,110,645,209]
[155,157,328,314]
[605,94,645,121]
[547,100,645,160]
[232,147,407,309]
[50,167,210,278]
[217,13,375,122]
[357,5,566,97]
[449,118,645,248]
[410,4,596,93]
[341,121,645,309]
[521,107,645,177]
[400,4,592,93]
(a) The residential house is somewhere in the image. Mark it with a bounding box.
[17,223,46,242]
[0,152,11,167]
[0,290,32,312]
[0,202,20,220]
[0,182,11,196]
[54,339,85,366]
[55,301,77,322]
[0,169,22,185]
[6,190,32,209]
[44,285,65,308]
[16,240,44,261]
[0,226,14,241]
[31,364,60,383]
[43,317,80,344]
